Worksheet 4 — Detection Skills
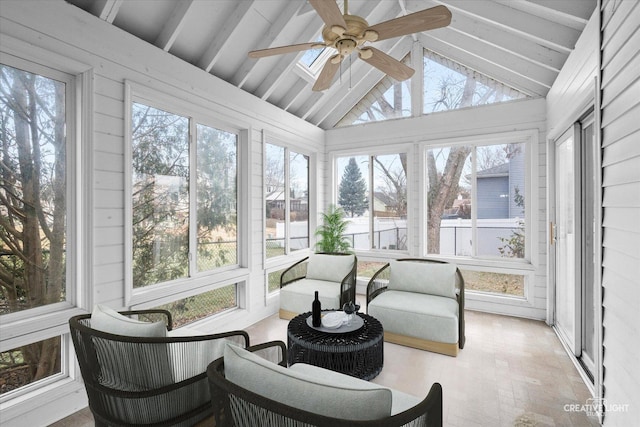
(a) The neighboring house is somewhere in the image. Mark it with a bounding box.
[476,148,525,219]
[266,186,308,219]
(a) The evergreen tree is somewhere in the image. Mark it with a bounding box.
[338,157,368,217]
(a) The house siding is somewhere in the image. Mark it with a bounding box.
[477,176,510,219]
[600,0,640,425]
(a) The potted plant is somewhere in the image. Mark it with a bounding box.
[314,204,352,253]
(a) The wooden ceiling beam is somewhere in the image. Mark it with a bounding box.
[278,79,310,111]
[429,0,581,52]
[431,26,559,88]
[522,0,597,22]
[197,0,255,72]
[406,0,568,72]
[93,0,123,24]
[154,0,194,52]
[232,1,305,88]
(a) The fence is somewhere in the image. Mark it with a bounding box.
[197,240,238,271]
[439,222,523,257]
[345,227,408,251]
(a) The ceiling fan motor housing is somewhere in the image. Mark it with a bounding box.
[322,14,374,56]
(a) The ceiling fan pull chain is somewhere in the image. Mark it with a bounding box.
[349,53,352,89]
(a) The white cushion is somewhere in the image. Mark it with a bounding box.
[224,344,392,421]
[90,304,166,337]
[368,290,459,344]
[279,278,342,314]
[388,260,457,299]
[305,253,354,283]
[289,363,421,416]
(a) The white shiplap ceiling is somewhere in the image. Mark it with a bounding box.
[64,0,597,129]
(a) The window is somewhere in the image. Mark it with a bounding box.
[426,142,526,260]
[336,153,407,251]
[267,268,286,294]
[151,284,238,328]
[423,49,528,114]
[129,100,239,293]
[265,142,309,258]
[425,139,529,297]
[0,60,76,396]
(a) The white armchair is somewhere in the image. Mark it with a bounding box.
[278,253,357,320]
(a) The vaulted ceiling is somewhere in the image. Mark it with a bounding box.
[65,0,597,129]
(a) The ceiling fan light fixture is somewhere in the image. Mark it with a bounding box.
[362,30,379,42]
[358,48,373,60]
[335,39,357,56]
[331,25,346,36]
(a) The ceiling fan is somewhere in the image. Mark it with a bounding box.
[248,0,452,91]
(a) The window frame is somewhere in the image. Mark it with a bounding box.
[419,130,538,299]
[0,45,92,404]
[124,81,248,307]
[331,144,413,254]
[263,134,315,267]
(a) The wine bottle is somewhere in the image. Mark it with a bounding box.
[312,291,321,327]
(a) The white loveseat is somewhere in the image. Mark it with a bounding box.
[278,253,357,320]
[207,341,443,427]
[366,258,465,357]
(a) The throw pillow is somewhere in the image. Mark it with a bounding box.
[305,253,354,283]
[91,304,166,337]
[388,260,457,299]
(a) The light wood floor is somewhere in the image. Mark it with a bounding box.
[51,310,600,427]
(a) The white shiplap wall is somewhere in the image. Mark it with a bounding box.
[600,0,640,425]
[326,98,548,320]
[0,1,323,425]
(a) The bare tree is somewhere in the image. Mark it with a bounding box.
[371,67,480,253]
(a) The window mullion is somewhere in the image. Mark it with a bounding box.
[369,155,375,249]
[471,147,478,258]
[188,119,197,276]
[284,148,290,254]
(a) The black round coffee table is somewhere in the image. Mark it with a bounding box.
[287,311,384,380]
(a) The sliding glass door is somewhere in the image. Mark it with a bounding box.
[553,112,597,380]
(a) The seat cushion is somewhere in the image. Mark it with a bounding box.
[91,304,166,337]
[368,290,459,344]
[289,363,420,416]
[224,344,392,421]
[305,253,354,283]
[280,278,342,314]
[388,260,457,299]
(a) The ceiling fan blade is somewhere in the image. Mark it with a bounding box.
[309,0,347,31]
[359,47,415,81]
[313,55,342,91]
[366,5,452,42]
[249,42,323,58]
